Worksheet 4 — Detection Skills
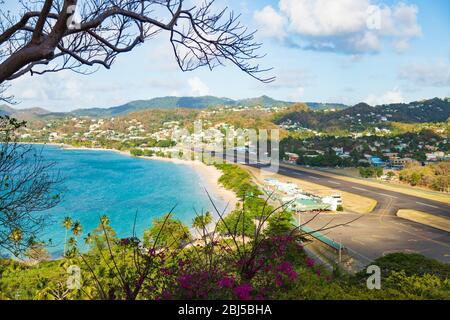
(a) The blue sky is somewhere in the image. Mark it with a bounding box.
[7,0,450,111]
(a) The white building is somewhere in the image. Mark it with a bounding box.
[321,195,343,211]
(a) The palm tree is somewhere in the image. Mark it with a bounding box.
[10,228,23,242]
[71,221,83,237]
[84,233,93,251]
[62,217,73,256]
[67,237,77,254]
[192,212,213,234]
[203,212,212,225]
[100,215,109,226]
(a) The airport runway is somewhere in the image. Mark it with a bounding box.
[272,164,450,264]
[211,152,450,267]
[301,212,450,265]
[213,151,450,263]
[215,151,449,217]
[277,163,450,218]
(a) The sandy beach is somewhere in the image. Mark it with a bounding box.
[42,143,239,217]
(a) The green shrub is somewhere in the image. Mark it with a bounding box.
[130,148,143,156]
[358,253,450,280]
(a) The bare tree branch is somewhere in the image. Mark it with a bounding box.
[0,0,274,99]
[0,116,63,256]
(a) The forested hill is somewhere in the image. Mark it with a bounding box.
[0,96,350,119]
[274,98,450,131]
[67,95,294,117]
[0,104,51,120]
[57,96,348,117]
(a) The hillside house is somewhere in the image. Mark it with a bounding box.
[285,152,300,163]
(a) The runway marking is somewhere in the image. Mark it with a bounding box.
[352,186,369,192]
[345,247,373,263]
[327,180,341,185]
[416,202,440,209]
[376,192,398,199]
[351,237,366,246]
[310,177,320,180]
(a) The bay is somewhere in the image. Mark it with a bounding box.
[30,145,220,256]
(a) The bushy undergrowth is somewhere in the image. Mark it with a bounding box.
[356,253,450,280]
[0,164,449,300]
[2,245,449,300]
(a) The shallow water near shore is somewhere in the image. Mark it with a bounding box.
[29,145,226,257]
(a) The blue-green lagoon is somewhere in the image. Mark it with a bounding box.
[31,145,227,257]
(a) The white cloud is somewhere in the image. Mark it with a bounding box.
[266,68,316,89]
[145,78,184,91]
[11,72,85,102]
[188,77,210,96]
[280,0,369,36]
[9,72,125,111]
[392,39,410,53]
[189,0,209,8]
[350,31,381,53]
[146,37,180,72]
[378,3,421,38]
[289,86,305,101]
[252,68,314,101]
[254,6,287,40]
[255,0,422,54]
[399,62,450,87]
[365,88,405,105]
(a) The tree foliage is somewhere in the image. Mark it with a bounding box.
[359,166,383,178]
[0,116,62,255]
[400,162,450,191]
[144,214,191,249]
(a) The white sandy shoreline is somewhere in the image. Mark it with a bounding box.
[36,142,238,217]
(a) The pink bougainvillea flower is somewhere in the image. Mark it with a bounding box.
[275,275,283,287]
[218,276,235,288]
[178,274,193,290]
[277,261,292,272]
[233,284,253,300]
[306,257,315,268]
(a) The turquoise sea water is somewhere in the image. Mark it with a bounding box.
[31,145,222,257]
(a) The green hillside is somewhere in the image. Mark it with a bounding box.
[68,95,293,117]
[0,104,51,120]
[275,98,450,131]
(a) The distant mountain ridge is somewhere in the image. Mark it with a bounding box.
[67,95,295,117]
[7,97,448,123]
[0,104,51,120]
[1,96,352,119]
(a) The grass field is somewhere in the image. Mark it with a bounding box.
[244,166,377,214]
[397,209,450,233]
